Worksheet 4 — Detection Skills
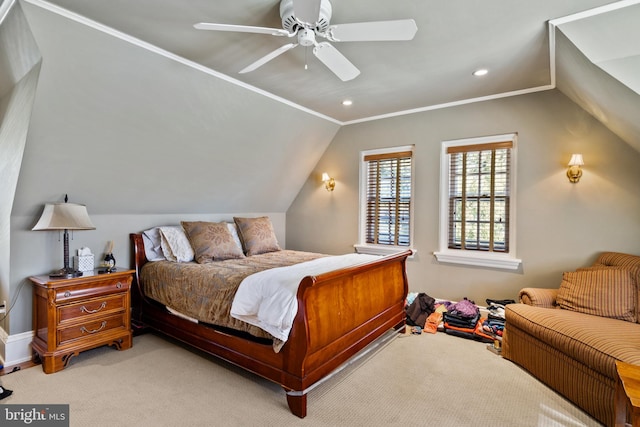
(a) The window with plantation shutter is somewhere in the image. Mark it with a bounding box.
[356,146,414,256]
[435,134,521,270]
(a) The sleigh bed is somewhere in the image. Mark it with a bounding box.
[129,227,410,418]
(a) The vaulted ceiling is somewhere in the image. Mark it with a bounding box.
[9,0,640,218]
[19,0,640,152]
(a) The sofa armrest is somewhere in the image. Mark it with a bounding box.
[518,288,558,308]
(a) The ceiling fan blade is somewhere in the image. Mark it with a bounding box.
[194,23,290,37]
[292,0,322,26]
[327,19,418,42]
[312,42,360,81]
[239,43,298,74]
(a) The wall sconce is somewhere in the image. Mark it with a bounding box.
[322,172,335,192]
[567,154,584,183]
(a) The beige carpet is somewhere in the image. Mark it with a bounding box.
[1,331,601,426]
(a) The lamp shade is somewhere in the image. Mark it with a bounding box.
[32,203,96,231]
[568,154,584,167]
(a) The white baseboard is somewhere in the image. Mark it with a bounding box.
[0,327,34,367]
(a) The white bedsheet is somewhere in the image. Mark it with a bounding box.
[230,253,380,342]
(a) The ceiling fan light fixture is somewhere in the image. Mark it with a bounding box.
[298,28,316,46]
[473,68,489,77]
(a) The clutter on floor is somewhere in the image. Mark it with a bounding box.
[404,293,516,351]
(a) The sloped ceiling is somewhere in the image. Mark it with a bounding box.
[552,2,640,152]
[12,1,340,216]
[10,0,640,218]
[558,3,640,95]
[20,0,623,123]
[18,0,640,146]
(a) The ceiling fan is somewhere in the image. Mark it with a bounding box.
[194,0,417,81]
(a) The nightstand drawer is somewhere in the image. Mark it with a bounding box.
[58,314,126,346]
[58,294,126,325]
[54,277,131,304]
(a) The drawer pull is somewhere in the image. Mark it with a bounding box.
[81,302,107,314]
[64,291,71,298]
[116,282,122,289]
[80,321,107,334]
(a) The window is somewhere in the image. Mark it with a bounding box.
[356,146,414,256]
[435,134,521,270]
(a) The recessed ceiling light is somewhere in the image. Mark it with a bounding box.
[342,99,353,106]
[473,69,489,77]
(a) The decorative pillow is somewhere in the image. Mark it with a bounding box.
[158,226,194,262]
[556,268,636,322]
[142,227,166,261]
[233,216,281,256]
[181,221,245,263]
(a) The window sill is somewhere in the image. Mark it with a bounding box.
[433,250,521,270]
[354,244,416,258]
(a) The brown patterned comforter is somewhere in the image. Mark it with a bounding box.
[140,250,326,341]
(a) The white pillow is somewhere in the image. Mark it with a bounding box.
[142,227,166,261]
[158,226,194,262]
[226,222,244,254]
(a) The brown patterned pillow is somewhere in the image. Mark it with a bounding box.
[233,216,281,256]
[556,268,636,322]
[181,221,245,263]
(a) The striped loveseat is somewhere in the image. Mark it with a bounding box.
[503,252,640,426]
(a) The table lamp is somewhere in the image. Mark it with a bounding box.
[32,195,96,278]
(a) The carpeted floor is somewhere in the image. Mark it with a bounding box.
[0,330,601,426]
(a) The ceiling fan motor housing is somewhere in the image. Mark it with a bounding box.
[280,0,332,33]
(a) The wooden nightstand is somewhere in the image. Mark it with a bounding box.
[615,360,640,427]
[30,269,134,374]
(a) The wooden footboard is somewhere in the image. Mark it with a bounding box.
[130,233,410,417]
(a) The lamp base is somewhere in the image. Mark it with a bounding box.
[50,267,83,279]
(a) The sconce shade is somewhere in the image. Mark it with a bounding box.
[321,172,336,192]
[568,154,584,167]
[32,203,96,231]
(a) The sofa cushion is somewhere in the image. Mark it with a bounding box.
[591,252,640,322]
[506,303,640,380]
[592,252,640,283]
[556,268,636,322]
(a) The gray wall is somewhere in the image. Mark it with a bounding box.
[3,1,339,336]
[287,89,640,304]
[4,0,640,340]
